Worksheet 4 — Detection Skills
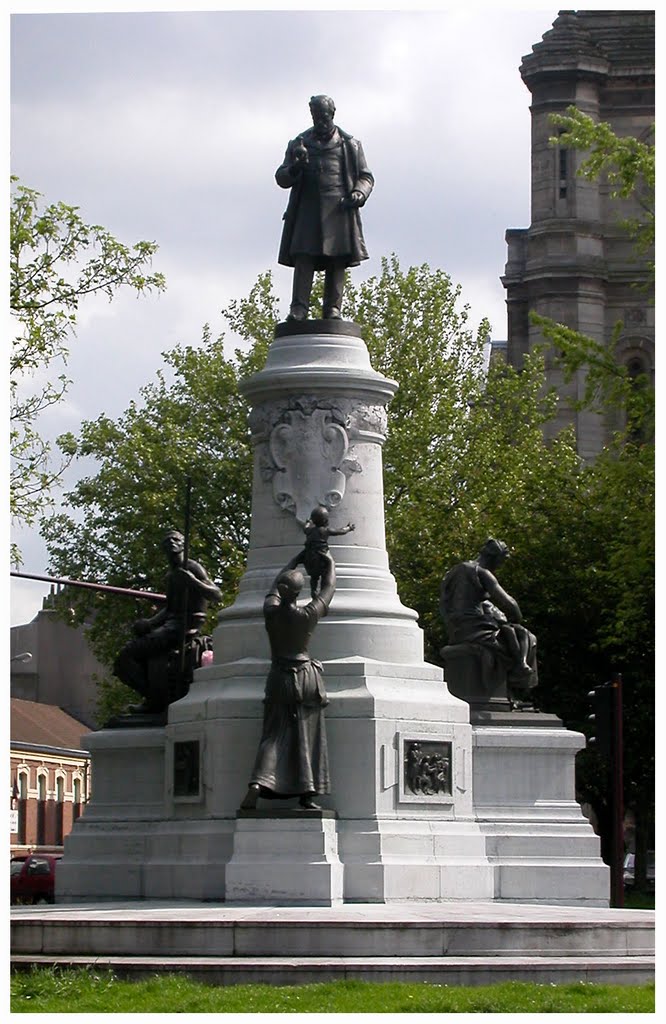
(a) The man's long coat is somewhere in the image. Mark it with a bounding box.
[276,126,374,269]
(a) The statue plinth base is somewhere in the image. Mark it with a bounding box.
[471,719,610,905]
[274,318,364,338]
[225,813,344,905]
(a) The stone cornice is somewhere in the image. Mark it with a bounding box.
[520,10,654,91]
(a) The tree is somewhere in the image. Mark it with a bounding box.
[528,313,655,885]
[10,177,166,563]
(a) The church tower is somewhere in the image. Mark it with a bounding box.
[502,10,654,457]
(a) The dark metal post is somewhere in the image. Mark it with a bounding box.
[10,570,166,603]
[179,476,193,675]
[609,672,624,908]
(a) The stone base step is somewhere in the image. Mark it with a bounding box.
[11,953,655,987]
[12,901,654,988]
[11,904,654,959]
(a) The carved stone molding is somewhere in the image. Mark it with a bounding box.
[249,394,389,444]
[249,394,389,522]
[623,307,647,326]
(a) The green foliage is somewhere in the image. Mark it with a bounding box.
[10,968,655,1014]
[525,312,654,697]
[549,105,655,262]
[94,674,139,728]
[10,176,166,563]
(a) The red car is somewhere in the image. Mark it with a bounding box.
[10,853,62,905]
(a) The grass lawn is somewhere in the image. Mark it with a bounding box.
[10,969,655,1013]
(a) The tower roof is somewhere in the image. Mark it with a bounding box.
[520,10,655,85]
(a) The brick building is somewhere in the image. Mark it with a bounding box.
[10,698,91,854]
[502,9,654,458]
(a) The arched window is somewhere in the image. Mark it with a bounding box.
[17,771,28,845]
[625,353,651,443]
[73,778,82,821]
[55,776,65,846]
[37,774,47,846]
[626,355,647,380]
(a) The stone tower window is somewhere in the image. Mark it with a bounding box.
[626,356,647,380]
[558,133,568,200]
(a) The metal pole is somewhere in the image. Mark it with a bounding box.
[179,476,193,675]
[610,672,624,908]
[10,570,166,603]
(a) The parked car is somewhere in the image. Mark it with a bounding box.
[10,853,62,905]
[623,851,655,890]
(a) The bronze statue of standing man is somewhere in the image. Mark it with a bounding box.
[276,94,374,321]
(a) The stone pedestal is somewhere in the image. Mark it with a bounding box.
[57,728,166,900]
[472,715,610,905]
[162,654,495,903]
[225,811,343,905]
[159,320,494,903]
[214,319,421,666]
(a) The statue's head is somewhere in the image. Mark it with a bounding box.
[310,505,329,527]
[277,569,304,602]
[478,537,509,569]
[162,530,185,559]
[309,94,336,130]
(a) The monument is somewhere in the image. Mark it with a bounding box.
[56,96,609,908]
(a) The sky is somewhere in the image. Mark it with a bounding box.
[8,1,622,626]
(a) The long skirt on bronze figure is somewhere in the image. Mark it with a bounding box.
[249,658,330,797]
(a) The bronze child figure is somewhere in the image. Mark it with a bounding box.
[299,505,354,597]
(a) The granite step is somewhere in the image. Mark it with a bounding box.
[11,901,654,987]
[11,952,655,987]
[11,905,654,959]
